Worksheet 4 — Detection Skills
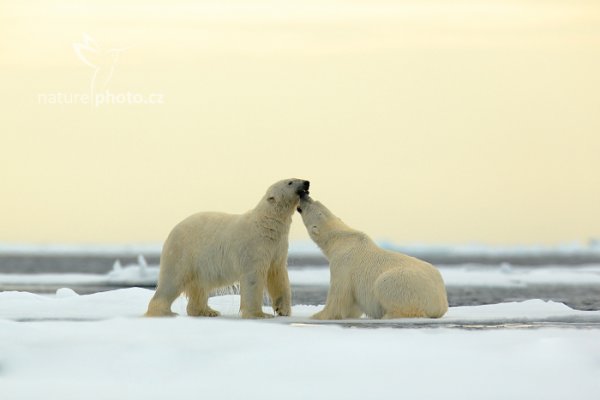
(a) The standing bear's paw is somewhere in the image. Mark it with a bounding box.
[241,311,275,319]
[273,297,291,316]
[274,307,291,317]
[187,308,221,317]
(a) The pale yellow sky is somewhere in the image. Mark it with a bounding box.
[1,0,599,245]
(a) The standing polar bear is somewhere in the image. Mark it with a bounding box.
[146,178,310,319]
[297,197,448,319]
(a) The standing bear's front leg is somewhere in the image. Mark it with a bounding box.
[267,259,292,316]
[240,268,274,319]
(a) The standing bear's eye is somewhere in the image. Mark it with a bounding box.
[288,181,293,185]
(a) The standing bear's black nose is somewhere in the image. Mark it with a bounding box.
[303,180,310,189]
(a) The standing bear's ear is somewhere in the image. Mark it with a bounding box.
[267,191,280,204]
[311,226,320,236]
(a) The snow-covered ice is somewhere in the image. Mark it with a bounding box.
[2,260,600,288]
[440,264,600,287]
[289,264,600,287]
[0,258,159,287]
[0,289,599,400]
[1,243,600,399]
[1,288,600,325]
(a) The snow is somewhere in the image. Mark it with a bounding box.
[440,264,600,287]
[287,264,600,287]
[0,258,159,286]
[0,289,599,400]
[1,288,600,325]
[3,242,599,399]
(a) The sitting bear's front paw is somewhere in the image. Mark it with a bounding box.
[311,311,329,320]
[311,310,343,320]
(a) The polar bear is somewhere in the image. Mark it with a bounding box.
[297,197,448,319]
[145,178,310,319]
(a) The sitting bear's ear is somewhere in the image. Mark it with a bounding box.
[311,226,320,236]
[267,196,276,204]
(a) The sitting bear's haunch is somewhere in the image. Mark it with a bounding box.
[297,196,448,319]
[146,178,309,319]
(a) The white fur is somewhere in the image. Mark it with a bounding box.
[298,198,448,319]
[146,178,309,318]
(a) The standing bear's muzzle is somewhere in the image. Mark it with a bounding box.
[296,180,310,199]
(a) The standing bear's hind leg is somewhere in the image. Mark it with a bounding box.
[145,281,181,317]
[185,280,220,317]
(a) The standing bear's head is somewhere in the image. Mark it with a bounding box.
[260,178,310,216]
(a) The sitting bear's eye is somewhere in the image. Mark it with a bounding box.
[288,181,293,185]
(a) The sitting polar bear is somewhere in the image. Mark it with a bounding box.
[297,197,448,319]
[146,178,310,319]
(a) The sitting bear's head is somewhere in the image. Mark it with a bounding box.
[262,178,310,214]
[296,196,340,240]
